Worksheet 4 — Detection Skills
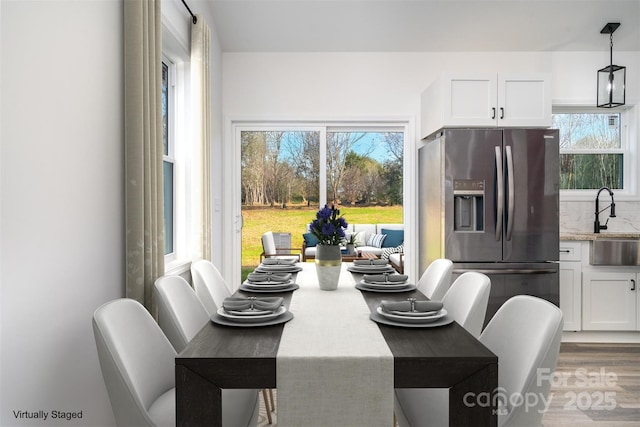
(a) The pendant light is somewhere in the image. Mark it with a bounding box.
[597,22,625,108]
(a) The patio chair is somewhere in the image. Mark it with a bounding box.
[261,231,301,262]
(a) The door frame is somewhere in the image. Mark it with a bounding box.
[223,117,416,288]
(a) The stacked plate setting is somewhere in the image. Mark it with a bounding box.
[255,258,303,273]
[371,299,454,328]
[239,258,301,292]
[347,259,396,274]
[376,305,448,324]
[356,272,416,293]
[212,296,294,327]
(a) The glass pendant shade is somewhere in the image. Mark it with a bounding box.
[597,64,626,108]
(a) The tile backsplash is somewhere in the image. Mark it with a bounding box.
[560,201,640,234]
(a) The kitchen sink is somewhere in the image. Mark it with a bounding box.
[590,238,640,265]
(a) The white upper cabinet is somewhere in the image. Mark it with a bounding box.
[421,73,552,139]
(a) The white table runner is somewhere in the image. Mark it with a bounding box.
[276,263,394,426]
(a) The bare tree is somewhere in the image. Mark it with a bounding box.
[282,131,320,204]
[382,132,404,163]
[326,132,371,204]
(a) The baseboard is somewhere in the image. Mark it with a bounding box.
[561,331,640,343]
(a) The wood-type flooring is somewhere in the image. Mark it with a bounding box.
[256,343,640,426]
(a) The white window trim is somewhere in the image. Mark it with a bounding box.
[225,117,416,286]
[162,23,194,274]
[554,102,639,202]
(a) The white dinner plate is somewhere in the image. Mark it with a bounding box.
[363,279,408,286]
[347,265,396,274]
[238,283,300,293]
[226,308,272,316]
[359,279,408,289]
[242,280,293,290]
[255,265,303,273]
[218,305,287,323]
[388,309,441,317]
[369,311,454,328]
[377,306,448,323]
[355,283,416,293]
[211,311,294,328]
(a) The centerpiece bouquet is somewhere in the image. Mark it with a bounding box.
[309,204,348,246]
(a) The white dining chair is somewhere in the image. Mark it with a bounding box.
[416,258,453,301]
[441,271,491,338]
[190,259,232,314]
[93,298,260,427]
[154,275,273,424]
[155,275,211,352]
[394,295,563,427]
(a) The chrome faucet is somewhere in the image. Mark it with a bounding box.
[594,187,616,233]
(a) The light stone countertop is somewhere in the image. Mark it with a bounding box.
[560,232,640,241]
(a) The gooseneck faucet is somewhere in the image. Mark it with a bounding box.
[594,187,616,233]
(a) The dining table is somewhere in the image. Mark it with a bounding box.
[175,262,498,426]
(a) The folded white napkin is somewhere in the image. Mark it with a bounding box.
[262,258,296,265]
[363,274,408,283]
[222,297,283,313]
[247,272,292,283]
[353,259,388,266]
[379,300,443,313]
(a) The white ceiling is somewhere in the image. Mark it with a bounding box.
[195,0,640,53]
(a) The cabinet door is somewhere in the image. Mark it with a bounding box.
[498,73,551,127]
[559,261,581,331]
[444,74,497,127]
[583,271,636,330]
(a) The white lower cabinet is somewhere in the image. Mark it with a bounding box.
[559,261,582,331]
[582,270,639,331]
[559,242,583,331]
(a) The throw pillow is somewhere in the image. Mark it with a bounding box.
[303,232,319,247]
[367,233,387,248]
[352,231,366,247]
[380,243,404,260]
[381,228,404,248]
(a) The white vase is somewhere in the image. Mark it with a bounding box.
[346,243,356,256]
[315,244,342,291]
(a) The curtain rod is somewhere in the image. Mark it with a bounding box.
[180,0,197,24]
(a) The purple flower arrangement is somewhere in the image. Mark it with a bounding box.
[309,204,348,246]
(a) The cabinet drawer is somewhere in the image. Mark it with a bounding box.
[559,242,582,261]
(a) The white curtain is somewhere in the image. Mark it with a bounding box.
[191,15,212,260]
[124,0,164,314]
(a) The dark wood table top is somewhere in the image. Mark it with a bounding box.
[176,268,498,426]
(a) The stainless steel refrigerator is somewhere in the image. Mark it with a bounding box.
[419,128,559,326]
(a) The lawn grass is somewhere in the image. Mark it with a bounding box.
[241,205,403,272]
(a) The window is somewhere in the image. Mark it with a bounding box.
[162,59,175,256]
[239,125,405,271]
[553,106,636,198]
[161,24,194,272]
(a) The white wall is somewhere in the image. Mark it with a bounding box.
[1,0,224,425]
[1,0,123,425]
[222,50,640,262]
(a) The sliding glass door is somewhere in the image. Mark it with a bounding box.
[237,124,405,279]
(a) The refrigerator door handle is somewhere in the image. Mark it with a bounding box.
[506,145,515,240]
[453,268,558,275]
[495,146,504,241]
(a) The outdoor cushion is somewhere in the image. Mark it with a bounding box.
[381,228,404,248]
[303,232,319,247]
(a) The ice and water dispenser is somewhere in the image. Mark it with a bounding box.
[453,179,484,232]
